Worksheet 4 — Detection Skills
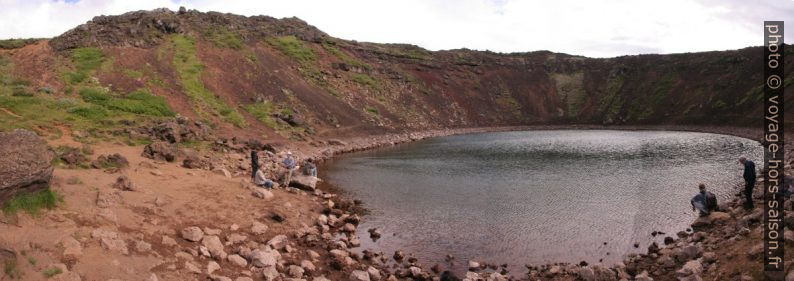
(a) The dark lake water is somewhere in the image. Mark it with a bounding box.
[322,130,763,272]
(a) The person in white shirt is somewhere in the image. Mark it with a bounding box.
[254,167,274,189]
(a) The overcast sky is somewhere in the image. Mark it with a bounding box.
[0,0,791,57]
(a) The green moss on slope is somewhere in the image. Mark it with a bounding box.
[171,35,246,127]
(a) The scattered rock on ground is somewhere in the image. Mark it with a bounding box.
[142,141,179,162]
[112,175,135,191]
[181,226,204,242]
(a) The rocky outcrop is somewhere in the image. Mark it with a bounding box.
[0,129,55,203]
[142,141,179,162]
[49,8,328,51]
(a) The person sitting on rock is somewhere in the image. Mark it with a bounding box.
[254,167,274,189]
[303,158,317,177]
[691,183,717,216]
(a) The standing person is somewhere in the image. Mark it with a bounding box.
[250,150,259,181]
[282,151,297,186]
[739,157,756,210]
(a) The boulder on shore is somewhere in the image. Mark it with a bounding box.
[289,174,318,191]
[0,129,54,203]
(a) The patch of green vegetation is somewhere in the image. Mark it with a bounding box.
[495,94,522,117]
[243,101,281,129]
[244,51,258,64]
[205,27,244,49]
[0,38,40,49]
[11,85,31,97]
[712,100,728,110]
[122,69,144,79]
[266,36,326,84]
[365,106,380,115]
[598,75,625,120]
[2,189,63,215]
[38,87,54,95]
[627,73,676,121]
[351,73,380,89]
[79,87,175,117]
[322,41,368,68]
[551,73,587,117]
[67,105,109,120]
[43,267,62,278]
[266,36,316,64]
[170,35,246,127]
[65,48,104,84]
[4,259,21,279]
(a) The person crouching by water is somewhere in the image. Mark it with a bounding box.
[254,167,274,189]
[250,149,259,181]
[691,183,718,216]
[303,158,317,177]
[282,151,297,186]
[739,157,756,210]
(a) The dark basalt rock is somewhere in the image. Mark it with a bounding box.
[0,129,55,203]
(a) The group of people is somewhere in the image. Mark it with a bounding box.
[690,157,757,216]
[250,149,318,189]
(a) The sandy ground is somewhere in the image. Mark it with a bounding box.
[0,140,330,280]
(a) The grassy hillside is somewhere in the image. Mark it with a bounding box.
[0,8,791,142]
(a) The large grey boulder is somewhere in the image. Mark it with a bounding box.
[289,174,317,191]
[0,129,54,203]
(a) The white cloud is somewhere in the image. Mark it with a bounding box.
[0,0,790,57]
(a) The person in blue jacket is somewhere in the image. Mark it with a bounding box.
[691,183,717,216]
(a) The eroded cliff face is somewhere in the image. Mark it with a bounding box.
[2,8,792,141]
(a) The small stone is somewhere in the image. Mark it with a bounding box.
[226,233,247,245]
[300,260,316,272]
[135,240,152,253]
[204,227,222,236]
[61,236,83,259]
[350,270,371,281]
[207,261,220,274]
[308,250,320,260]
[181,226,204,242]
[250,249,278,267]
[202,235,227,259]
[252,189,274,200]
[227,254,248,267]
[112,175,135,191]
[468,260,480,270]
[270,212,286,222]
[251,221,268,235]
[162,235,178,247]
[185,261,201,274]
[266,234,288,250]
[409,266,421,277]
[676,260,703,278]
[393,250,405,262]
[635,270,654,281]
[288,265,305,278]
